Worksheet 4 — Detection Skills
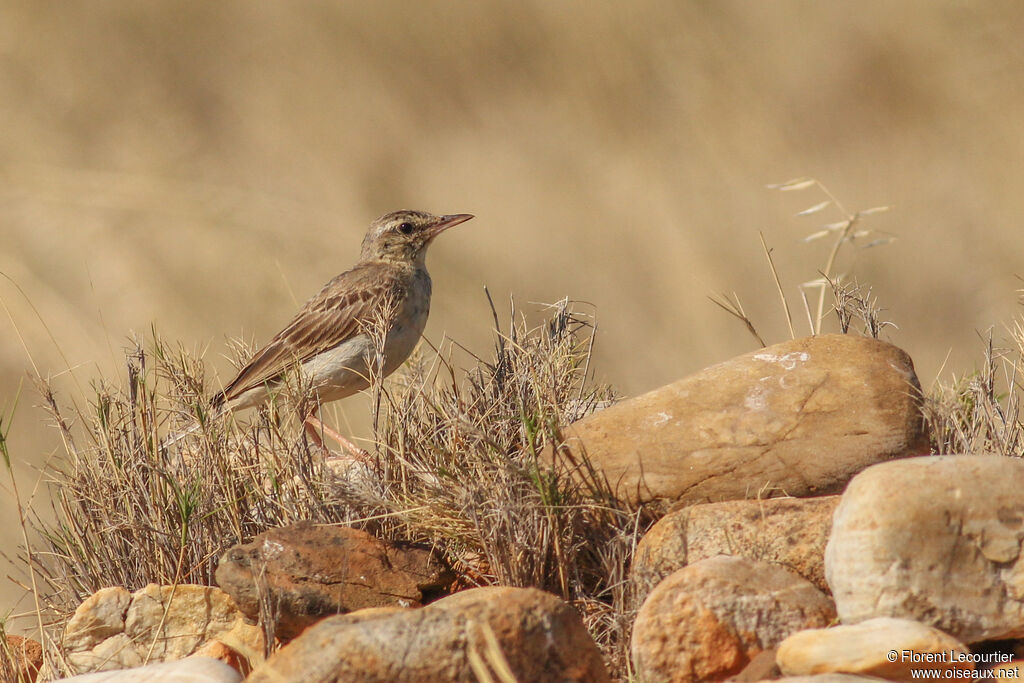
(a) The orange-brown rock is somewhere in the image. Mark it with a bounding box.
[215,521,454,640]
[556,335,928,509]
[4,634,43,682]
[634,495,839,596]
[192,639,257,678]
[247,586,608,682]
[631,556,836,683]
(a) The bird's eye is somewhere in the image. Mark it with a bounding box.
[398,222,414,234]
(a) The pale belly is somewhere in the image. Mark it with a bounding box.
[301,307,426,403]
[232,271,432,409]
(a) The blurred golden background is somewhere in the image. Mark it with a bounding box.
[2,1,1023,616]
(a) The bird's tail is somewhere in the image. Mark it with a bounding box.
[161,399,228,450]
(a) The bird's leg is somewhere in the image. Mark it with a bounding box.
[302,415,326,450]
[303,411,370,461]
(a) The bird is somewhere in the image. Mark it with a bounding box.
[208,209,473,453]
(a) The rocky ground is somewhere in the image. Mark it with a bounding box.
[5,333,1024,682]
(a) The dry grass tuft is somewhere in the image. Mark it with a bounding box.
[923,327,1024,457]
[6,296,644,680]
[366,297,642,675]
[717,180,897,346]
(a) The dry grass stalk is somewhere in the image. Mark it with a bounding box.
[828,276,896,339]
[707,292,766,348]
[766,177,894,337]
[759,231,796,340]
[715,180,895,343]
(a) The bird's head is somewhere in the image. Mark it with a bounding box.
[360,210,474,264]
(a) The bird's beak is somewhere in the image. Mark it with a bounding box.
[429,213,474,237]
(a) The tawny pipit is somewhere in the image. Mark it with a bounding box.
[213,210,473,450]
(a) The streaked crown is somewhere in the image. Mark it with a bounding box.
[359,210,473,263]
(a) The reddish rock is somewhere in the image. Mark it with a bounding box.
[4,634,43,682]
[634,495,839,596]
[555,335,928,510]
[247,586,608,682]
[631,556,836,683]
[215,521,454,640]
[192,639,256,678]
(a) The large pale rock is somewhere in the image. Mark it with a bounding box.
[63,584,262,675]
[825,455,1024,643]
[556,335,928,509]
[247,586,608,683]
[634,495,839,596]
[57,656,242,682]
[216,521,454,640]
[776,617,971,679]
[631,556,835,683]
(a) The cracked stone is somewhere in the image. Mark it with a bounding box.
[553,334,928,510]
[633,495,840,597]
[63,584,262,676]
[215,521,455,640]
[64,586,132,652]
[825,455,1024,643]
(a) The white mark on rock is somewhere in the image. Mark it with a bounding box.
[745,387,768,410]
[753,351,809,370]
[261,539,285,557]
[650,411,673,427]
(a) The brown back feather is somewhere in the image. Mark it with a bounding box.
[213,261,406,405]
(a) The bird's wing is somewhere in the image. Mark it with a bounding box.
[214,263,404,405]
